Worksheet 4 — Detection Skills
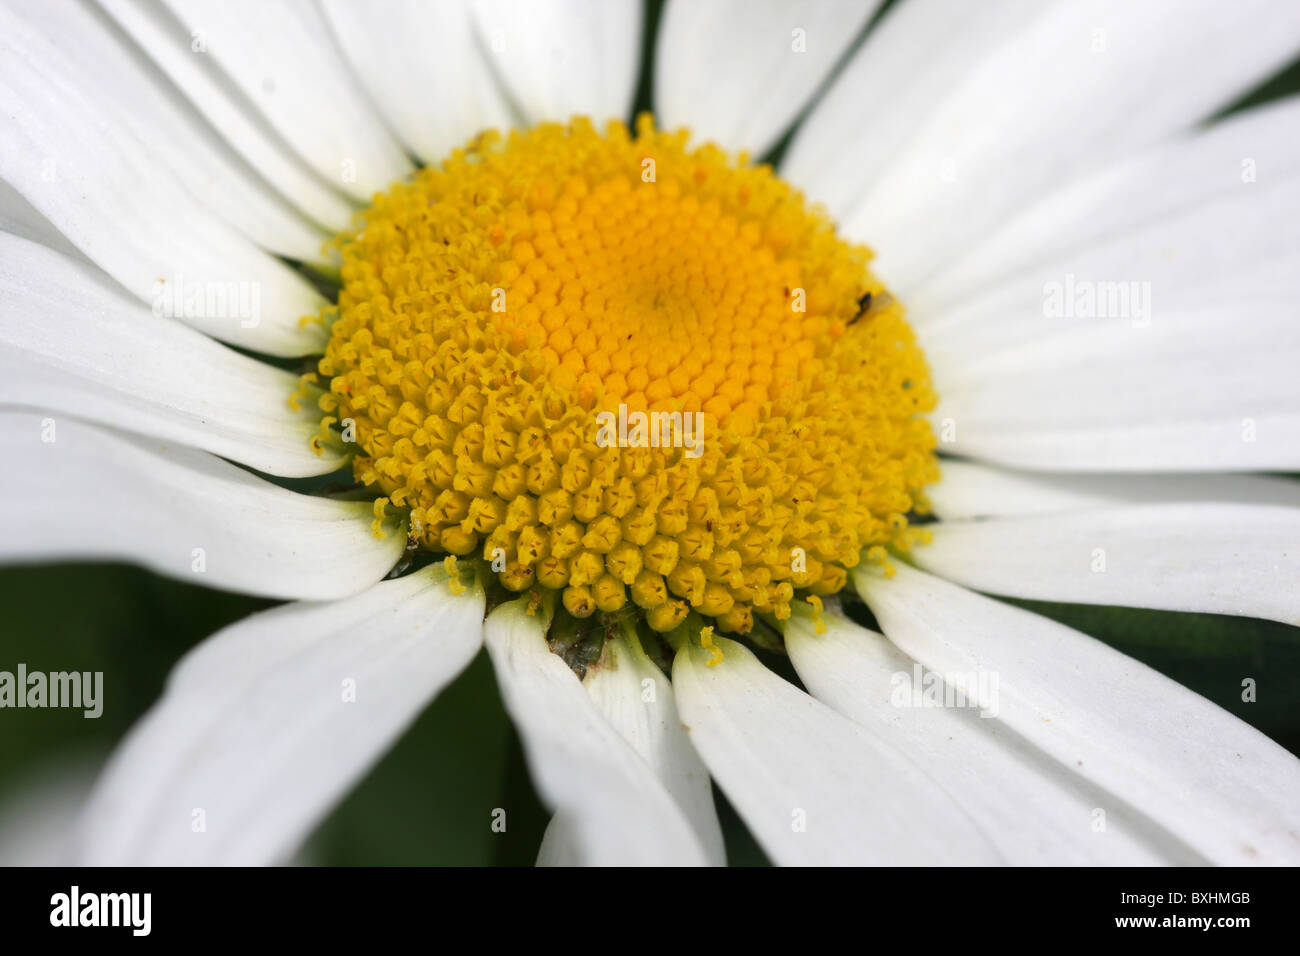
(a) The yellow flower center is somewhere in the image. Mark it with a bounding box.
[312,116,938,635]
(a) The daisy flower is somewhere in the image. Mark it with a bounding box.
[2,0,1299,867]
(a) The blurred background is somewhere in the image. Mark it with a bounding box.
[3,0,1300,864]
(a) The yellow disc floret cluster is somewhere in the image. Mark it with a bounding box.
[314,116,938,634]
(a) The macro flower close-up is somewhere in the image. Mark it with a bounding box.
[2,0,1299,874]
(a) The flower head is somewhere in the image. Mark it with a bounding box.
[318,116,937,634]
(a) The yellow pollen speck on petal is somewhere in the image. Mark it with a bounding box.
[288,371,319,413]
[314,115,938,634]
[525,588,543,617]
[806,595,828,635]
[443,554,468,595]
[310,415,338,457]
[864,544,898,578]
[699,624,724,667]
[370,497,391,538]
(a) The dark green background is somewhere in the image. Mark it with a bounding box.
[3,0,1299,865]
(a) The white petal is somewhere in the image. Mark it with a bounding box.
[784,0,1041,218]
[816,0,1300,292]
[0,7,329,356]
[321,0,513,165]
[12,0,328,262]
[0,233,342,477]
[157,0,413,201]
[920,163,1300,372]
[0,411,404,601]
[929,461,1300,520]
[574,630,725,864]
[786,611,1184,864]
[935,416,1300,476]
[929,283,1300,471]
[76,565,484,865]
[912,97,1300,318]
[912,503,1300,624]
[96,0,356,231]
[484,598,709,865]
[671,635,1001,865]
[471,0,641,124]
[0,178,87,263]
[857,562,1300,864]
[656,0,879,158]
